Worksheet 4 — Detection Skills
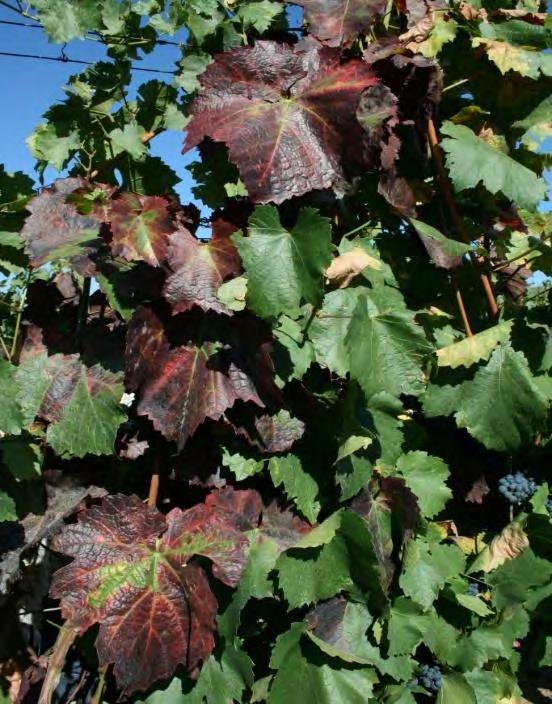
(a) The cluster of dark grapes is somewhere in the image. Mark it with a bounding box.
[412,664,442,692]
[498,473,537,504]
[467,582,480,596]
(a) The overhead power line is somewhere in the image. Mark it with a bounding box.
[0,13,182,46]
[0,49,175,74]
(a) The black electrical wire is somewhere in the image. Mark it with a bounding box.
[0,49,175,74]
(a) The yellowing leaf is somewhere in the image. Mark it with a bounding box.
[402,14,458,58]
[325,247,381,288]
[469,518,529,573]
[436,321,513,369]
[473,38,552,79]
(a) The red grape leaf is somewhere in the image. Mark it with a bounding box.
[20,178,103,274]
[185,41,378,204]
[163,218,241,315]
[16,343,126,458]
[204,486,263,531]
[50,491,252,693]
[107,192,175,266]
[125,308,264,449]
[296,0,387,46]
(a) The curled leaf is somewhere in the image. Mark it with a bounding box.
[325,248,381,288]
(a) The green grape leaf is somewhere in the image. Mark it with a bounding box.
[268,624,377,704]
[109,124,148,160]
[268,454,320,523]
[32,0,102,41]
[181,646,253,704]
[236,0,283,31]
[276,536,354,608]
[454,346,548,451]
[440,122,547,210]
[0,491,17,522]
[395,451,452,518]
[436,674,476,704]
[346,293,432,399]
[26,123,80,171]
[399,538,466,609]
[436,322,513,368]
[309,288,366,376]
[234,206,332,319]
[0,360,23,435]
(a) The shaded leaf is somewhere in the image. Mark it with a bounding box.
[0,492,17,522]
[125,308,264,449]
[185,42,378,203]
[0,360,23,435]
[255,410,305,453]
[20,178,103,271]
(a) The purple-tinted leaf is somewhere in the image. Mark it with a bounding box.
[108,192,175,266]
[296,0,387,46]
[125,308,264,449]
[185,42,378,203]
[20,178,103,274]
[163,217,241,315]
[50,490,252,693]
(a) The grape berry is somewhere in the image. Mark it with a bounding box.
[498,473,537,505]
[415,664,442,692]
[467,582,480,596]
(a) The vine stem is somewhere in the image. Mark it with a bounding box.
[38,622,79,704]
[453,278,474,337]
[91,665,108,704]
[427,118,499,321]
[148,453,161,508]
[10,270,30,361]
[75,277,91,347]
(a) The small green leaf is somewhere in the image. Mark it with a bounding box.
[395,451,452,518]
[109,124,148,160]
[217,276,247,312]
[268,454,320,523]
[0,491,17,522]
[0,360,23,435]
[399,539,466,609]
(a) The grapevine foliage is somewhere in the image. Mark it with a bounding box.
[0,0,551,701]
